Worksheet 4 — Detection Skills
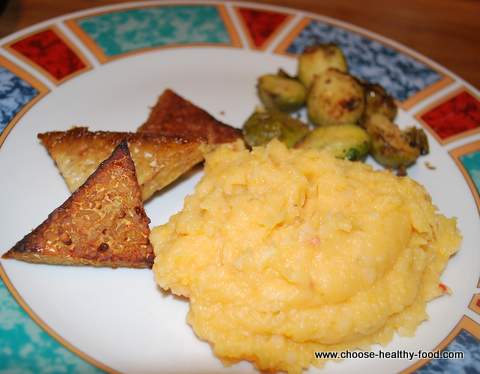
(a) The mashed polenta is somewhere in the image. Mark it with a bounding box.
[152,140,460,373]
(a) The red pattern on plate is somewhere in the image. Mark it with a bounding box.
[420,91,480,140]
[10,29,86,81]
[237,7,288,48]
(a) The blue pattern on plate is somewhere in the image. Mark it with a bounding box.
[77,5,231,57]
[460,151,480,195]
[0,66,38,133]
[415,329,480,374]
[0,278,103,373]
[286,20,442,101]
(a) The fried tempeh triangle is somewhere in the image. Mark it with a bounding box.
[2,141,154,268]
[137,89,242,144]
[38,127,206,201]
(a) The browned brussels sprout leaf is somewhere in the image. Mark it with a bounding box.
[403,127,429,155]
[365,114,421,169]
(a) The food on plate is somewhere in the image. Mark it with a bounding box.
[307,68,365,126]
[138,88,242,143]
[403,126,430,156]
[296,124,370,160]
[362,82,398,122]
[297,44,348,88]
[3,142,154,268]
[257,71,306,112]
[365,113,426,171]
[243,109,309,148]
[246,43,429,173]
[39,127,206,201]
[152,140,460,373]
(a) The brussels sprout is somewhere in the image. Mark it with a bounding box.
[307,68,365,127]
[243,110,309,148]
[277,69,294,79]
[296,124,370,161]
[257,74,306,112]
[298,44,348,88]
[365,114,421,169]
[403,127,429,155]
[363,83,397,122]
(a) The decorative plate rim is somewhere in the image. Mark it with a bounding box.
[0,1,478,373]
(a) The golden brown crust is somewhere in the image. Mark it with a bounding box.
[137,89,242,144]
[38,127,206,200]
[3,142,154,268]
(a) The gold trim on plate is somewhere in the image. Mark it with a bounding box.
[65,3,242,64]
[0,55,49,147]
[401,315,480,373]
[449,139,480,214]
[233,5,294,51]
[417,87,480,145]
[3,25,92,85]
[273,17,453,111]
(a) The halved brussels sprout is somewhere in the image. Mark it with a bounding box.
[307,68,365,127]
[243,110,309,148]
[365,114,422,169]
[363,83,397,122]
[296,124,370,161]
[257,73,306,112]
[298,44,348,88]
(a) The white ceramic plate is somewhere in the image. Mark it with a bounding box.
[0,1,479,373]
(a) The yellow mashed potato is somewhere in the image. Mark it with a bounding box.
[152,140,461,373]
